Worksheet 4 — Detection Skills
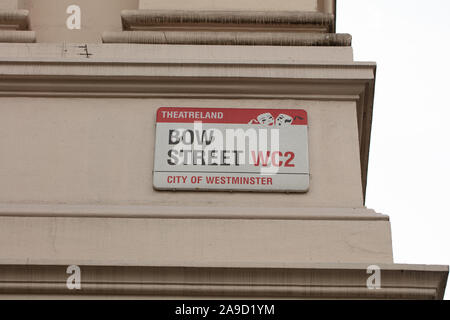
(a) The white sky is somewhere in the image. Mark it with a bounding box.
[338,0,450,299]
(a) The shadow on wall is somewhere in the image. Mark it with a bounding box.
[18,0,139,43]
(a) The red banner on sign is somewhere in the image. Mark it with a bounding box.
[156,108,308,126]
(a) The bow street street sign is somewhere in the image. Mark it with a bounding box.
[153,107,310,192]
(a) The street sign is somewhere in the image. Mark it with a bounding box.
[153,107,309,192]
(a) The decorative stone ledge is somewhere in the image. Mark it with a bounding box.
[121,10,335,33]
[103,31,351,46]
[0,263,447,299]
[0,204,388,221]
[0,30,35,43]
[0,10,33,43]
[0,10,29,30]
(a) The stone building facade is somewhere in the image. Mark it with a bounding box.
[0,0,447,299]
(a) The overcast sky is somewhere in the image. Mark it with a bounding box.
[338,0,450,298]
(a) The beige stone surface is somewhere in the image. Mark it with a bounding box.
[102,31,351,46]
[0,204,387,220]
[0,0,19,10]
[0,43,372,201]
[0,215,393,265]
[0,98,363,208]
[0,263,447,299]
[0,42,354,62]
[20,0,138,43]
[0,22,444,297]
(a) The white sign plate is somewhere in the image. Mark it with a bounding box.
[153,107,309,192]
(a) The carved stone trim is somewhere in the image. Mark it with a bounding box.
[0,204,389,221]
[121,10,335,33]
[102,31,351,46]
[0,10,29,30]
[0,263,447,299]
[0,30,35,42]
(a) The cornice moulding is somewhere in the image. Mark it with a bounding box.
[0,43,354,62]
[102,31,351,46]
[0,204,388,221]
[121,10,335,33]
[0,263,447,299]
[0,30,35,43]
[0,10,29,30]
